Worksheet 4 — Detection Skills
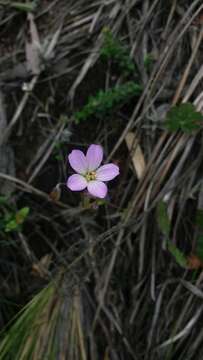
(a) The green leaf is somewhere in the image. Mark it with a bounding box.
[0,1,36,12]
[5,219,18,232]
[156,201,170,236]
[165,103,203,133]
[167,240,187,267]
[15,207,30,225]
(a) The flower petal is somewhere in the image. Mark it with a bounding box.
[68,150,87,174]
[86,144,103,171]
[96,164,119,181]
[87,180,107,198]
[67,174,87,191]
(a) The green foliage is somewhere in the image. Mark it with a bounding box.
[74,81,142,123]
[100,28,136,75]
[74,30,142,123]
[0,1,36,12]
[167,240,187,268]
[157,201,187,267]
[156,200,171,237]
[15,207,30,225]
[165,103,203,133]
[4,220,18,233]
[0,205,30,234]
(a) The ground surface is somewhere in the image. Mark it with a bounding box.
[0,1,203,359]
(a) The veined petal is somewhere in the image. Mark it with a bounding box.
[96,164,119,181]
[87,180,107,198]
[86,144,103,171]
[68,150,88,174]
[67,174,87,191]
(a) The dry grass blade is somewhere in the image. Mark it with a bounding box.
[157,307,203,350]
[1,75,38,144]
[125,131,146,180]
[25,13,41,75]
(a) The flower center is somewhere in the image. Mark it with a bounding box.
[85,171,96,182]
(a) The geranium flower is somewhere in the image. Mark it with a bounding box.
[67,144,119,198]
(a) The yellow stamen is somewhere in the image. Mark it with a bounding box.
[85,171,96,181]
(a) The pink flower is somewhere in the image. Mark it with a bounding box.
[67,144,119,199]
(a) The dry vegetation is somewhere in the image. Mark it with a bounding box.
[0,0,203,359]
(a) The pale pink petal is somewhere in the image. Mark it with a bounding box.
[68,150,88,174]
[96,164,119,181]
[67,174,87,191]
[87,180,107,198]
[86,144,103,171]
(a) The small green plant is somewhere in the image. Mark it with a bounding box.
[157,200,187,267]
[74,81,142,123]
[0,200,30,234]
[165,103,203,133]
[157,205,203,267]
[100,28,136,75]
[4,207,30,233]
[167,241,187,268]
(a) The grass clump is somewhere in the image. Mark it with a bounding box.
[0,275,89,360]
[0,281,55,360]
